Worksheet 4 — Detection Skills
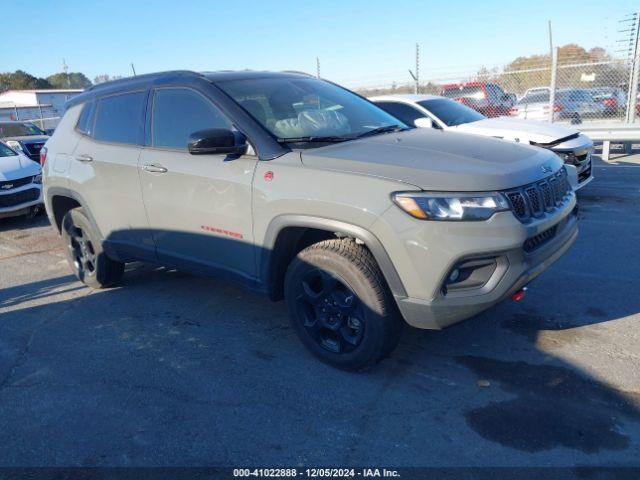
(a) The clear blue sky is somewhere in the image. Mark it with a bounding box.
[1,0,636,88]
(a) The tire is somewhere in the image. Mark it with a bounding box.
[61,207,124,288]
[284,239,402,370]
[570,113,582,125]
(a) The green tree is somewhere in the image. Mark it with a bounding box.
[0,70,51,91]
[46,72,92,89]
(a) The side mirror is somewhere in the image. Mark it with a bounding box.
[414,117,434,129]
[188,128,248,155]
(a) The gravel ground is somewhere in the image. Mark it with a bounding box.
[0,154,639,468]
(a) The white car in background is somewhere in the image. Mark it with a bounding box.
[371,94,594,190]
[0,141,43,219]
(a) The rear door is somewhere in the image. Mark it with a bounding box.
[138,86,258,280]
[71,90,154,259]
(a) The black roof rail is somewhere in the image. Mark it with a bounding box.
[85,70,203,93]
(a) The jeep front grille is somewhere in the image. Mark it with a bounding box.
[505,167,571,223]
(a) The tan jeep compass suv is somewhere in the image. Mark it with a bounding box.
[42,71,577,369]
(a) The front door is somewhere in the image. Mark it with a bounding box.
[139,87,258,280]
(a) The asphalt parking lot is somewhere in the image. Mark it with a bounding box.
[0,154,639,468]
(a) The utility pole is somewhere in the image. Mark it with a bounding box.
[62,59,70,88]
[131,63,137,76]
[549,47,558,123]
[316,57,320,78]
[408,43,420,94]
[625,13,640,123]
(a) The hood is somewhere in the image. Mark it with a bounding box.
[0,153,40,181]
[451,117,578,145]
[2,135,49,144]
[301,128,563,191]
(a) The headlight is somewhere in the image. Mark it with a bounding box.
[32,174,43,184]
[392,191,510,221]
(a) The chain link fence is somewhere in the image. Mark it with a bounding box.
[351,51,639,127]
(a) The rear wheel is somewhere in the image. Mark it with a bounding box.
[61,207,124,288]
[284,239,402,370]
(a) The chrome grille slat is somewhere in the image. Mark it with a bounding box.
[525,186,542,216]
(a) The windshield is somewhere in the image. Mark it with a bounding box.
[217,76,407,142]
[0,122,45,137]
[418,98,485,126]
[0,142,18,157]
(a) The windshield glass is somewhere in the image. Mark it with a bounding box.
[217,76,407,142]
[0,122,45,137]
[0,142,18,157]
[418,98,485,126]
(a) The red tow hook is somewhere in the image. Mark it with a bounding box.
[511,287,528,302]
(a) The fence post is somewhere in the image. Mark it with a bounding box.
[626,13,640,124]
[38,104,44,130]
[548,47,558,123]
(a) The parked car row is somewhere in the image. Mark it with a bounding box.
[0,121,48,219]
[435,81,639,122]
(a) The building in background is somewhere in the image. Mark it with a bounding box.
[0,89,82,118]
[0,89,83,128]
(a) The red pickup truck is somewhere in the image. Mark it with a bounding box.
[440,82,515,117]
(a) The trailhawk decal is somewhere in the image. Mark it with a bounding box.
[200,225,244,239]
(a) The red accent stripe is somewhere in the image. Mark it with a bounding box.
[200,225,244,239]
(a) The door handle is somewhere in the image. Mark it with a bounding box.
[75,154,93,163]
[142,163,168,173]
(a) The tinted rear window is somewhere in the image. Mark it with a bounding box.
[76,100,96,136]
[94,91,146,145]
[418,98,485,126]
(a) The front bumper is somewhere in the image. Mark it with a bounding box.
[0,183,43,218]
[373,192,578,330]
[550,135,594,190]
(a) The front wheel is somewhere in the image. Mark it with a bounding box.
[284,239,402,370]
[61,207,124,288]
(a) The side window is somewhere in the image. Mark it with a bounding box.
[152,88,231,149]
[94,91,146,145]
[375,102,424,126]
[76,100,96,136]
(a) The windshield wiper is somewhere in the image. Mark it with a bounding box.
[355,125,407,139]
[276,136,351,144]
